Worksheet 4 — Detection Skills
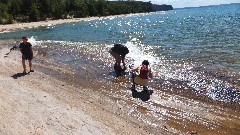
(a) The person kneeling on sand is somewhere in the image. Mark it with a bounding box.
[19,36,34,74]
[130,60,153,91]
[109,43,129,74]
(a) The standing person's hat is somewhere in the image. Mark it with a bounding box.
[22,36,29,40]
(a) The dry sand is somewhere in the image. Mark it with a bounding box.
[0,44,148,135]
[1,18,93,32]
[0,15,124,33]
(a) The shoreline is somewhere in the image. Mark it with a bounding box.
[0,15,128,33]
[1,40,240,134]
[0,17,98,33]
[0,43,150,135]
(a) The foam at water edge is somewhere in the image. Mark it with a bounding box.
[28,36,39,46]
[125,40,161,67]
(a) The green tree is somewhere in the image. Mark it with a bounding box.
[69,0,88,18]
[0,2,13,24]
[51,0,67,19]
[40,0,53,19]
[0,0,155,24]
[29,2,40,21]
[7,0,23,21]
[86,1,98,17]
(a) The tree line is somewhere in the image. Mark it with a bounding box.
[0,0,152,24]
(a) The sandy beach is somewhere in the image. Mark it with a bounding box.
[0,16,166,135]
[0,13,240,134]
[0,15,125,33]
[1,39,240,135]
[0,18,97,32]
[0,44,151,135]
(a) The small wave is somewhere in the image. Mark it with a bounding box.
[33,38,240,103]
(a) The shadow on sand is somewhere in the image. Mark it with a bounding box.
[4,52,10,58]
[109,71,129,77]
[109,71,153,101]
[131,88,153,102]
[11,72,28,79]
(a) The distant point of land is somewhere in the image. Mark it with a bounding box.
[152,4,173,11]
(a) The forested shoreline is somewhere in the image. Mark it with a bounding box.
[0,0,154,24]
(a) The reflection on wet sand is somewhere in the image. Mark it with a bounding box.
[33,42,240,135]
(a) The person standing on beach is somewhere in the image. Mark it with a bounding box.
[109,43,129,73]
[19,36,34,74]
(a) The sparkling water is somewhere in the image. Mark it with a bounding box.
[1,3,240,103]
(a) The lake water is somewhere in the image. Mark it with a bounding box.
[1,3,239,102]
[1,3,240,134]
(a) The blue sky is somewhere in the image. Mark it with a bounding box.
[110,0,240,8]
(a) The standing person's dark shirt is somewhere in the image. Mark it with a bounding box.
[19,42,33,59]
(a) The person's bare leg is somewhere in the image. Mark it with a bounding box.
[22,59,26,73]
[121,57,126,67]
[116,59,121,66]
[28,60,33,71]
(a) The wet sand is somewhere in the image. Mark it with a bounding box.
[1,40,240,135]
[0,43,150,135]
